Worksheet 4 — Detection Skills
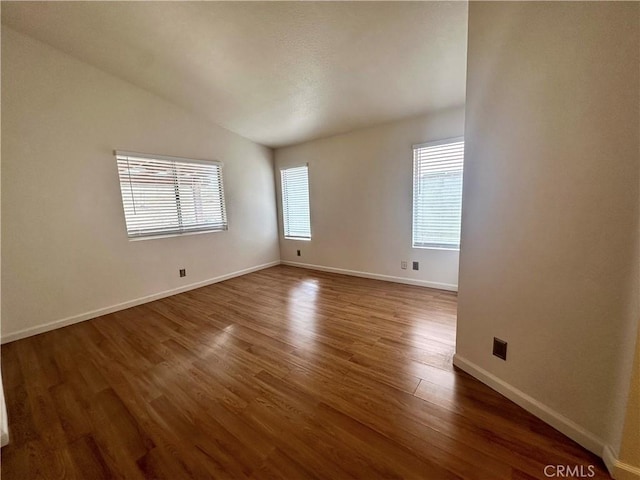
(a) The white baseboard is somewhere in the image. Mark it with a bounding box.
[0,373,7,448]
[0,260,281,344]
[281,261,458,292]
[604,445,640,480]
[604,446,618,478]
[452,354,606,458]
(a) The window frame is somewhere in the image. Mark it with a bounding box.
[280,164,312,241]
[115,150,228,240]
[411,137,465,251]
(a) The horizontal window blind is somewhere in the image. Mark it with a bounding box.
[281,165,311,239]
[412,138,464,249]
[115,152,227,239]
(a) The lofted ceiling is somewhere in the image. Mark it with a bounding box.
[1,1,468,148]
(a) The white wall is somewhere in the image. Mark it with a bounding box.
[0,28,6,443]
[1,28,280,341]
[456,1,639,459]
[274,108,465,291]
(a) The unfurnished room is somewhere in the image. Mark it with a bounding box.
[0,1,638,479]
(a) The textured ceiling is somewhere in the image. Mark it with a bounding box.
[2,1,468,148]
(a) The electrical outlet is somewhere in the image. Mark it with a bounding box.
[493,337,507,360]
[401,261,407,270]
[179,268,186,277]
[297,250,301,257]
[412,261,419,271]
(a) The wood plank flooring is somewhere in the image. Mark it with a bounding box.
[1,265,609,479]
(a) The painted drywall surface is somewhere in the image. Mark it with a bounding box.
[2,2,468,148]
[0,23,6,445]
[1,28,280,339]
[274,108,465,289]
[457,1,639,453]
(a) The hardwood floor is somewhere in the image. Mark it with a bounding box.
[1,265,609,479]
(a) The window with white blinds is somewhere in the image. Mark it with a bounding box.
[115,151,227,239]
[281,165,311,240]
[412,138,464,249]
